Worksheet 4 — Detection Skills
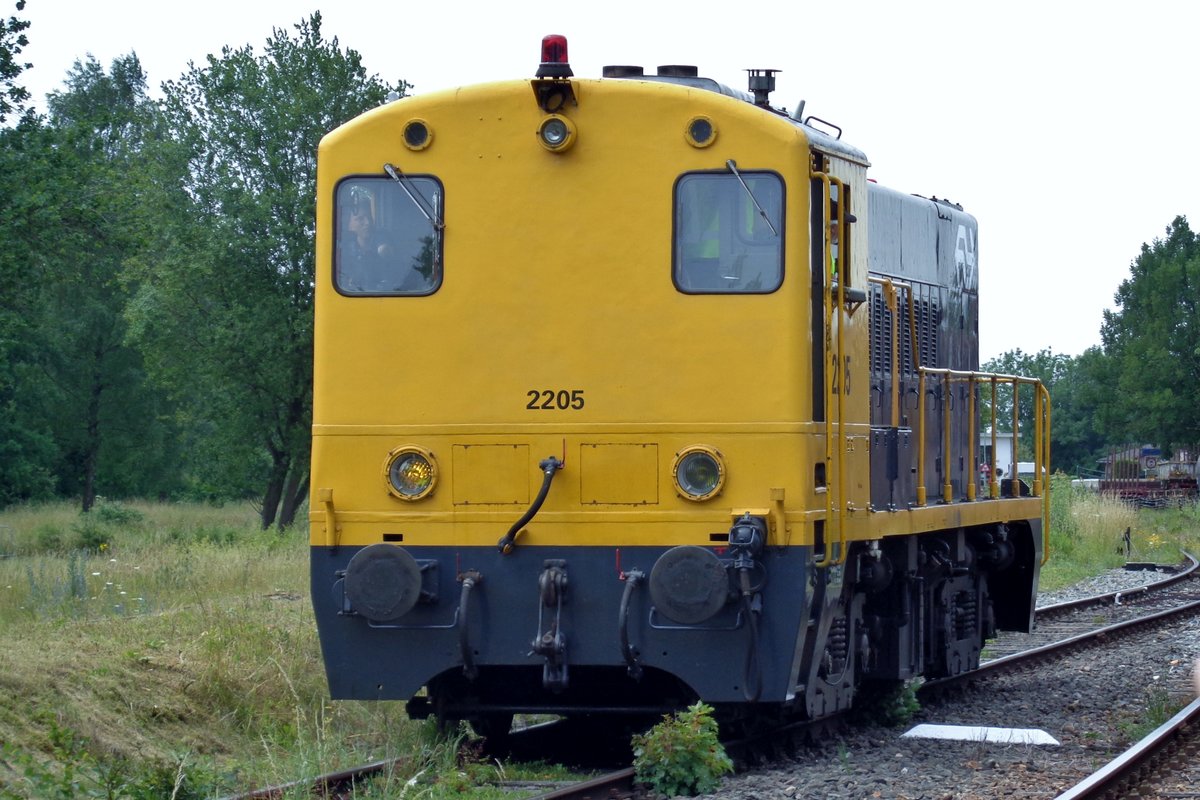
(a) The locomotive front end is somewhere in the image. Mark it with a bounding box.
[310,41,829,728]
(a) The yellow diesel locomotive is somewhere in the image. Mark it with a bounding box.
[310,36,1050,734]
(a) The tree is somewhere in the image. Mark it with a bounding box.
[0,0,31,124]
[983,347,1129,477]
[126,13,408,528]
[982,348,1067,468]
[0,4,48,505]
[5,55,184,511]
[1101,217,1200,445]
[1042,347,1120,476]
[0,54,185,509]
[48,55,189,507]
[0,123,57,505]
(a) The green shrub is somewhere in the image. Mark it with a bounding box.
[632,702,733,797]
[854,679,921,727]
[71,517,112,553]
[34,525,64,553]
[165,524,238,547]
[94,501,145,527]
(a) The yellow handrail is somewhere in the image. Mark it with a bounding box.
[966,373,977,502]
[912,368,1052,562]
[942,371,953,504]
[812,167,849,567]
[917,369,927,506]
[1038,382,1051,565]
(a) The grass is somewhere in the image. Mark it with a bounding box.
[1039,473,1200,590]
[1,487,1198,796]
[1114,686,1177,745]
[0,500,564,798]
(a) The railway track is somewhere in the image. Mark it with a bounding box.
[226,555,1199,800]
[1037,552,1198,619]
[924,591,1200,697]
[980,553,1198,661]
[1054,695,1200,800]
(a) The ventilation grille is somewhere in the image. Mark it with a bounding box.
[870,282,940,376]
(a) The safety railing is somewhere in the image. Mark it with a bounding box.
[916,369,1051,564]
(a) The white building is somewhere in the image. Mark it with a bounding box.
[978,429,1014,481]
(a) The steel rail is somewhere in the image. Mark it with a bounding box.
[1035,551,1198,620]
[217,758,396,800]
[1054,696,1200,800]
[925,595,1200,693]
[526,767,636,800]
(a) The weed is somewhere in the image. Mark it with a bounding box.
[167,524,239,547]
[1114,686,1188,745]
[0,719,221,799]
[20,551,91,618]
[1141,687,1175,731]
[64,550,88,602]
[632,702,733,798]
[1041,476,1141,590]
[71,516,112,553]
[853,679,922,727]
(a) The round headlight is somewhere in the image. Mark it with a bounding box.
[384,446,438,500]
[538,114,576,152]
[673,446,725,501]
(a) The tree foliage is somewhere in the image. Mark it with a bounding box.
[124,13,406,527]
[0,55,183,510]
[0,123,55,504]
[983,347,1112,476]
[0,3,41,505]
[984,217,1200,476]
[1101,216,1200,446]
[0,0,31,124]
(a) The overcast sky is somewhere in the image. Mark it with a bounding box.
[15,0,1199,362]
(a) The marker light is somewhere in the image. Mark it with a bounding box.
[686,116,716,148]
[384,445,438,501]
[538,114,577,152]
[403,119,432,151]
[536,34,574,79]
[673,446,725,501]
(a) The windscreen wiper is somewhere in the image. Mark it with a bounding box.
[383,162,445,230]
[726,159,778,237]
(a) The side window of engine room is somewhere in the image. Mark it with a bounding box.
[673,171,784,294]
[334,176,443,296]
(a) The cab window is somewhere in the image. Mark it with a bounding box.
[673,171,784,293]
[335,176,443,295]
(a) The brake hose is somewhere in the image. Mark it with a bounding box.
[497,456,563,554]
[619,569,644,680]
[458,571,481,680]
[740,569,763,702]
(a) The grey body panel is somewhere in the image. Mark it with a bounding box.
[866,183,980,509]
